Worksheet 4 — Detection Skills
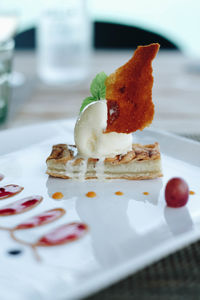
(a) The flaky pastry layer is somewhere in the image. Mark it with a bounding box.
[46,143,162,180]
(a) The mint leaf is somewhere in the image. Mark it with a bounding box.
[79,72,107,113]
[90,72,107,99]
[80,96,97,113]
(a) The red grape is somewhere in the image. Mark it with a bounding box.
[165,177,189,207]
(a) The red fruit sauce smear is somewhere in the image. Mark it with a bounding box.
[15,208,65,230]
[0,184,24,200]
[37,222,88,247]
[0,174,4,181]
[0,196,43,216]
[165,177,189,208]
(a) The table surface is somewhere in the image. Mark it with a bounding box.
[9,50,200,134]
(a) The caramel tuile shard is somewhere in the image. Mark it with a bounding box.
[105,43,160,133]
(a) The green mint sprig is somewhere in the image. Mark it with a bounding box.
[80,72,107,113]
[80,96,95,113]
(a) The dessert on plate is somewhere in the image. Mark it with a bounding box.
[46,43,162,180]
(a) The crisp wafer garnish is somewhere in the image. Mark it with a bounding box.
[105,43,160,133]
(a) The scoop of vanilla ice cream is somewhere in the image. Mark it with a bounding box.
[74,100,132,158]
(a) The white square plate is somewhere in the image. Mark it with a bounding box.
[0,120,200,300]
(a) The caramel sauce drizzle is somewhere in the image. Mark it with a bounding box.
[52,192,64,200]
[86,191,96,198]
[143,192,149,195]
[115,191,124,196]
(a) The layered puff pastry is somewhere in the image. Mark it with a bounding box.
[46,143,162,180]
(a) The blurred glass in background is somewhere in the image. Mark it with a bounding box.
[1,0,200,55]
[37,0,91,85]
[0,39,14,125]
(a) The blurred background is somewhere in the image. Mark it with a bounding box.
[2,0,200,53]
[0,0,200,133]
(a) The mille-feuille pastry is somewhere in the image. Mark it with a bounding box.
[46,43,162,180]
[46,143,162,180]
